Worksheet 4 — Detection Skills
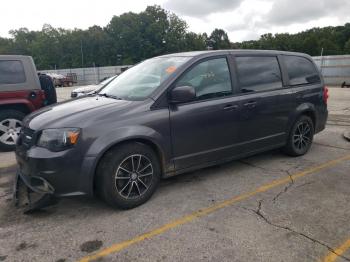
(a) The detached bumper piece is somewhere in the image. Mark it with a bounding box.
[14,170,58,213]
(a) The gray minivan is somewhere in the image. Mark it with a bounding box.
[15,50,328,210]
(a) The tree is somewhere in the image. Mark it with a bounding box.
[209,29,231,50]
[1,6,350,69]
[164,12,188,53]
[344,39,350,54]
[184,32,206,51]
[0,37,13,54]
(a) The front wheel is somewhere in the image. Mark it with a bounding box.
[283,115,314,156]
[97,142,161,209]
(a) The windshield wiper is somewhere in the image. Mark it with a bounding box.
[98,93,122,100]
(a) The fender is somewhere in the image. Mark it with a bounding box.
[0,98,35,111]
[0,89,45,111]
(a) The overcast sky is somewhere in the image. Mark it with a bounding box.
[1,0,349,42]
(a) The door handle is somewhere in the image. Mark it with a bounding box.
[223,104,238,110]
[243,101,257,108]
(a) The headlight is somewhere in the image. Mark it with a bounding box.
[37,128,80,152]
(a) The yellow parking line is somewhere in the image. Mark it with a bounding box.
[321,239,350,262]
[79,154,350,262]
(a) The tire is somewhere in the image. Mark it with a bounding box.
[283,115,314,156]
[96,142,161,209]
[39,74,57,105]
[0,110,25,151]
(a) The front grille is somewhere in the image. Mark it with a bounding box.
[71,92,77,98]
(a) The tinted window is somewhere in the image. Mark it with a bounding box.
[283,56,320,85]
[0,60,26,84]
[176,58,232,101]
[236,56,282,92]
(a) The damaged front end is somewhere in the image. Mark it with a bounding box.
[13,170,58,213]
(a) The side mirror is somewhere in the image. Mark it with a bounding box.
[169,86,196,104]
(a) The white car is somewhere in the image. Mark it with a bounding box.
[71,75,117,98]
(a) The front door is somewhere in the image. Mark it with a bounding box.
[169,57,241,171]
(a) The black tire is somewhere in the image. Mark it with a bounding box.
[96,142,161,209]
[283,115,314,156]
[0,110,25,151]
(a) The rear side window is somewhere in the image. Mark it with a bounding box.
[235,56,282,92]
[0,60,26,84]
[283,56,320,85]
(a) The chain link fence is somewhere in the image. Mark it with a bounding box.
[40,65,132,86]
[313,55,350,86]
[39,54,350,87]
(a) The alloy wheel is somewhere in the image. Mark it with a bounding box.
[115,154,154,200]
[0,118,22,145]
[292,121,312,151]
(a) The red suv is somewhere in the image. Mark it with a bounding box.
[0,55,49,150]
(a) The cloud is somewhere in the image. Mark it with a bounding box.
[266,0,350,25]
[164,0,244,17]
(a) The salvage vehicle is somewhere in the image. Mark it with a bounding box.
[71,75,117,98]
[45,73,77,87]
[15,50,328,211]
[0,55,56,151]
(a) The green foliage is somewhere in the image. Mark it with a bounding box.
[237,23,350,56]
[210,29,231,50]
[0,5,349,70]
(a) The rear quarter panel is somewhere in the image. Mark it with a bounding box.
[0,56,44,111]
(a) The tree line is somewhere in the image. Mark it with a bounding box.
[0,5,349,70]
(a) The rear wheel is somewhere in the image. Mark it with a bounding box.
[97,142,161,209]
[283,115,314,156]
[0,110,25,151]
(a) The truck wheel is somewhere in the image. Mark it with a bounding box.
[0,110,25,151]
[283,115,314,156]
[96,142,161,209]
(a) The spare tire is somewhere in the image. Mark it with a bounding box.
[39,74,57,105]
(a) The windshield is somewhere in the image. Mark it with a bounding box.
[99,56,191,100]
[98,76,116,87]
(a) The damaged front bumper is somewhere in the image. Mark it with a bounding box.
[14,170,58,213]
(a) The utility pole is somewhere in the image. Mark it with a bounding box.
[80,39,84,68]
[320,47,324,74]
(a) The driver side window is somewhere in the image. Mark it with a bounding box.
[176,57,232,101]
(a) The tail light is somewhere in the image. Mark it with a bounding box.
[323,86,329,104]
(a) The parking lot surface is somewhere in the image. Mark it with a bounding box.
[0,87,349,262]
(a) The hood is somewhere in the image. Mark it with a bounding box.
[24,96,143,130]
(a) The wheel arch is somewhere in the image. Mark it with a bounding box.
[289,103,317,131]
[91,136,167,195]
[301,110,316,129]
[0,103,31,115]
